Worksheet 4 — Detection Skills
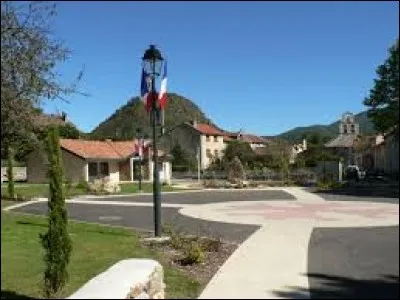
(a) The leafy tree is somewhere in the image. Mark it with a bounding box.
[298,145,340,168]
[1,1,85,160]
[171,143,194,172]
[40,126,72,297]
[250,153,275,170]
[6,146,15,199]
[364,39,399,137]
[223,141,253,165]
[302,132,331,147]
[57,123,81,139]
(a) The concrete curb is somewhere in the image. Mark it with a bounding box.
[80,186,295,199]
[2,198,46,211]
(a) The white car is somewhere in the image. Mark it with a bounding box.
[346,165,366,180]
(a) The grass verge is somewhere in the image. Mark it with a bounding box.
[1,182,188,200]
[1,212,200,299]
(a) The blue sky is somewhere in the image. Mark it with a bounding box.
[43,1,399,136]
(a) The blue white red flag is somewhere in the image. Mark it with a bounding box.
[158,61,168,109]
[140,68,152,112]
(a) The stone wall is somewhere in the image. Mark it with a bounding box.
[68,259,165,299]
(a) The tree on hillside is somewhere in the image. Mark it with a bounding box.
[1,1,85,159]
[364,39,399,138]
[40,126,72,298]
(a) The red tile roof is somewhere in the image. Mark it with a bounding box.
[240,134,268,144]
[221,132,267,144]
[190,123,226,136]
[60,139,164,159]
[223,135,234,142]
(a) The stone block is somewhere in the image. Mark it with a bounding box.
[68,259,165,299]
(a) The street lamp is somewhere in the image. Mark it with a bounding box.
[142,44,164,237]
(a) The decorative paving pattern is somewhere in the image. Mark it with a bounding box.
[218,202,399,221]
[179,199,399,227]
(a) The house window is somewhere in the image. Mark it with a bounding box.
[206,149,212,158]
[99,162,109,176]
[214,136,218,142]
[206,135,210,142]
[88,162,98,177]
[214,149,219,157]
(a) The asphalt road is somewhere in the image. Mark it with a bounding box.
[14,201,259,243]
[83,189,296,204]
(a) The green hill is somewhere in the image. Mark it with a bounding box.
[273,111,376,143]
[90,93,214,140]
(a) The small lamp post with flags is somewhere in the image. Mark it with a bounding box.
[141,45,166,237]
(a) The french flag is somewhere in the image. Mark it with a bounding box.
[140,68,152,112]
[135,138,144,157]
[158,61,168,109]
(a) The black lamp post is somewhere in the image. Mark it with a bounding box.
[142,45,164,237]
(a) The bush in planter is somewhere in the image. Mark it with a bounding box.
[181,241,205,265]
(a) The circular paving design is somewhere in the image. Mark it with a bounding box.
[180,200,399,227]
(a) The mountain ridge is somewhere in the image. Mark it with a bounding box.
[88,92,375,144]
[271,110,376,142]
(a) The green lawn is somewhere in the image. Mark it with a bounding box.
[1,212,200,299]
[1,183,87,199]
[1,182,186,200]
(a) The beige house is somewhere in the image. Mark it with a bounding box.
[163,121,270,170]
[163,121,227,170]
[27,139,171,184]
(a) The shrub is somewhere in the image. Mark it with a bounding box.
[181,241,205,265]
[75,179,90,191]
[316,180,343,190]
[227,156,246,185]
[162,223,185,250]
[40,126,72,298]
